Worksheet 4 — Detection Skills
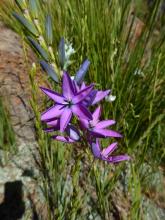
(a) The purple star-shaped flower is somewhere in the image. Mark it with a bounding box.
[40,72,94,132]
[91,139,130,163]
[80,106,122,138]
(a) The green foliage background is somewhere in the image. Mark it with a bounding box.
[0,0,164,219]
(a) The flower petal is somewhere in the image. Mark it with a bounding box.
[46,119,59,126]
[52,135,75,143]
[72,104,93,120]
[92,106,101,122]
[80,82,86,90]
[89,130,105,138]
[107,155,131,163]
[72,84,94,104]
[41,104,64,121]
[62,72,75,99]
[91,139,101,158]
[96,120,116,129]
[72,80,80,93]
[66,124,80,141]
[79,119,89,129]
[40,87,66,104]
[75,59,90,85]
[83,90,97,106]
[101,142,118,158]
[60,108,72,132]
[92,128,122,138]
[91,90,110,105]
[44,119,60,131]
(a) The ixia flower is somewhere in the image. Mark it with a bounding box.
[41,72,93,132]
[39,52,130,164]
[80,106,122,138]
[91,139,130,163]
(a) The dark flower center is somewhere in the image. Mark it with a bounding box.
[67,100,73,107]
[89,122,94,130]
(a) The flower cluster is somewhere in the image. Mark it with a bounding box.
[40,60,130,164]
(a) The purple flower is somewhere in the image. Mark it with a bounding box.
[80,106,122,138]
[39,55,130,164]
[40,72,94,132]
[91,139,130,163]
[44,118,80,142]
[73,81,110,106]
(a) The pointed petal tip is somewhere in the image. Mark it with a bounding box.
[40,87,50,95]
[41,105,64,121]
[41,114,47,121]
[93,128,122,138]
[101,142,118,158]
[75,59,90,84]
[52,135,75,143]
[126,155,131,160]
[39,86,49,93]
[39,86,45,91]
[62,71,75,99]
[39,87,65,103]
[91,89,111,105]
[108,154,131,163]
[118,133,123,138]
[96,119,117,129]
[91,139,101,158]
[92,105,101,121]
[109,130,123,138]
[84,58,90,64]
